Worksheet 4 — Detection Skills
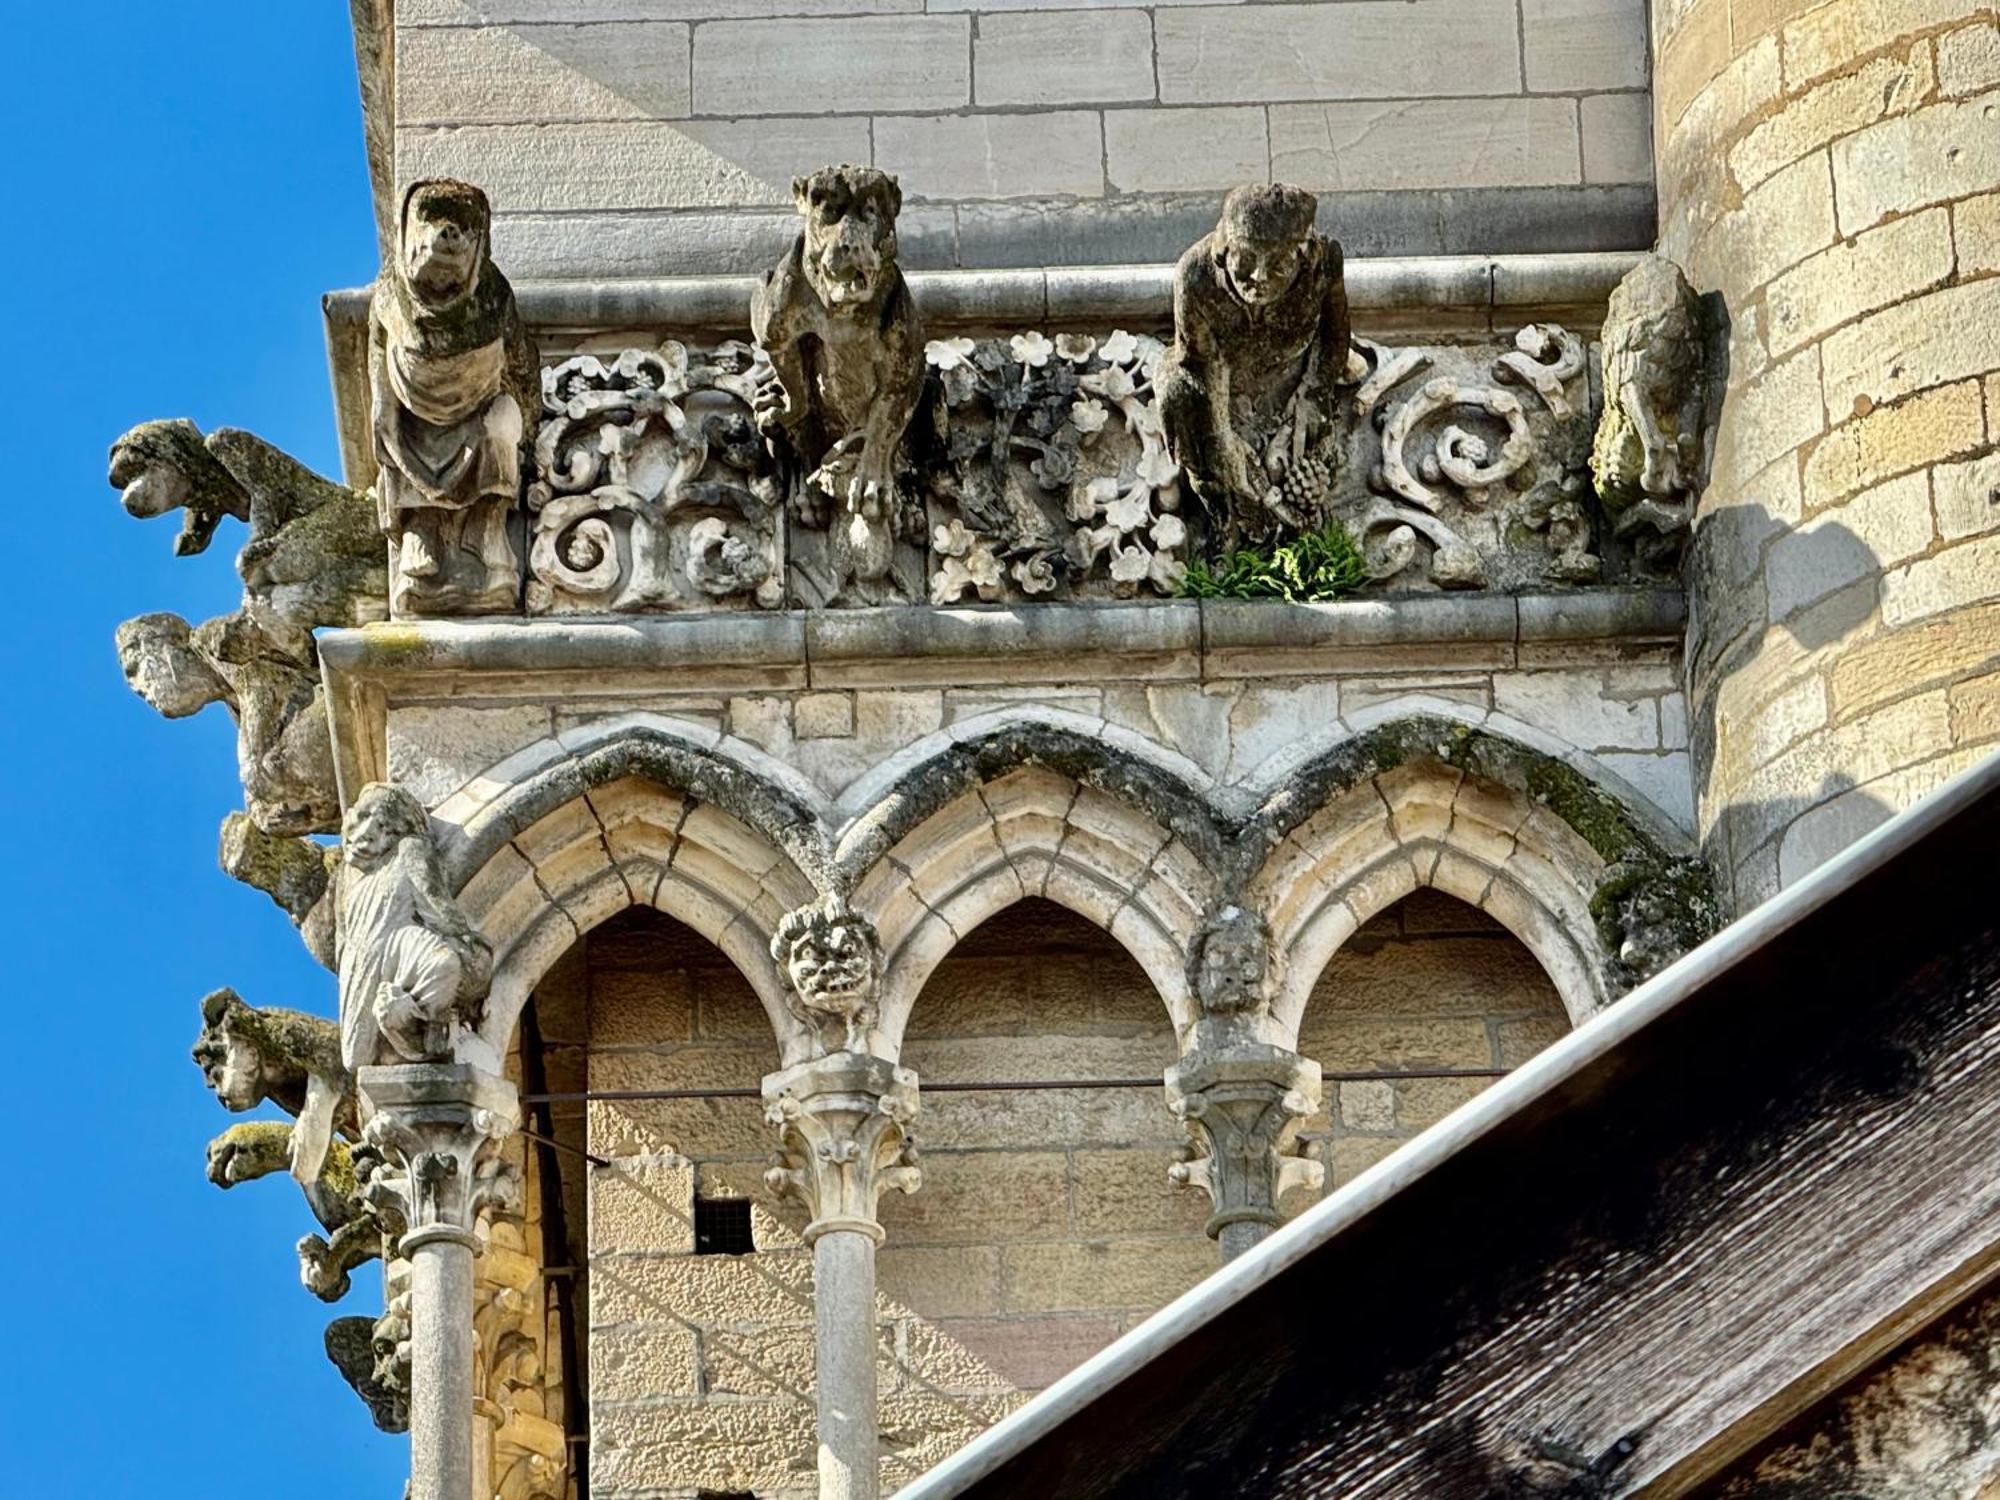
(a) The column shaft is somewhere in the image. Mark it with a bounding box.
[409,1235,478,1500]
[814,1228,881,1500]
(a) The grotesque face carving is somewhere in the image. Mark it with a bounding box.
[193,991,266,1112]
[1216,184,1319,309]
[343,783,428,871]
[794,166,902,309]
[400,180,489,306]
[1193,905,1274,1016]
[116,612,226,719]
[782,910,879,1009]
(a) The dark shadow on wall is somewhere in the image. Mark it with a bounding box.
[1711,772,1898,909]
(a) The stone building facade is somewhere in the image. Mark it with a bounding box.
[120,2,1999,1497]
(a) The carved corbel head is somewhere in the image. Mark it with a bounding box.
[341,782,430,873]
[1189,904,1279,1021]
[1215,183,1321,308]
[772,895,882,1054]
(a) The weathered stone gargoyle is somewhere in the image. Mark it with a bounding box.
[108,419,388,629]
[1591,254,1712,577]
[115,608,337,837]
[325,1296,411,1433]
[1158,184,1352,554]
[192,988,384,1300]
[752,165,927,603]
[335,782,495,1072]
[370,178,538,616]
[1591,854,1723,991]
[772,895,881,1056]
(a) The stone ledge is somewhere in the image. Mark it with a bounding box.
[319,589,1683,795]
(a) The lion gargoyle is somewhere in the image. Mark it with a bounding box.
[1591,254,1713,578]
[193,987,385,1302]
[752,165,927,604]
[1158,183,1353,555]
[109,419,388,630]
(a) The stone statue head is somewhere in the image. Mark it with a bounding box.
[772,896,881,1013]
[792,165,902,310]
[343,782,430,871]
[398,178,491,307]
[107,418,248,557]
[1189,904,1276,1016]
[1216,183,1320,308]
[192,988,269,1113]
[116,611,228,719]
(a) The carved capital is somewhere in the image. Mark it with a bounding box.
[1165,1042,1323,1242]
[762,1052,920,1244]
[356,1063,520,1254]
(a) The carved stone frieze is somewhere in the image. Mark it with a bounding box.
[763,1051,921,1243]
[371,178,538,617]
[475,1213,569,1500]
[772,896,883,1056]
[528,343,784,613]
[335,783,495,1074]
[925,329,1187,602]
[753,165,929,606]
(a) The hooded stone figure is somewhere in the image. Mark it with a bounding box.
[368,178,539,616]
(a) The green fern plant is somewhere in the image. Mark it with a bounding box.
[1179,522,1368,602]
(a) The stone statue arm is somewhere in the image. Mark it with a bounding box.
[749,242,814,449]
[1169,249,1257,504]
[367,305,421,508]
[855,283,926,502]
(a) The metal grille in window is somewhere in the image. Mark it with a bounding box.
[693,1197,755,1255]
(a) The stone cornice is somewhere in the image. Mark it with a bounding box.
[316,588,1682,805]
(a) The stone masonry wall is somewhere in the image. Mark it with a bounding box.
[556,892,1567,1494]
[1657,0,2000,907]
[391,0,1657,277]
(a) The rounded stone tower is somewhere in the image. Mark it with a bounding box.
[1654,0,2000,908]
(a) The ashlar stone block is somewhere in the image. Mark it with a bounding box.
[1522,0,1649,91]
[1269,99,1581,192]
[874,111,1105,200]
[693,16,970,115]
[1832,87,2000,235]
[975,11,1156,107]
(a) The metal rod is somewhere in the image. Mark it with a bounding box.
[519,1124,613,1169]
[518,1068,1508,1106]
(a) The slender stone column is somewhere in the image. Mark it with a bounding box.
[763,1052,920,1500]
[1166,1041,1323,1262]
[358,1062,520,1500]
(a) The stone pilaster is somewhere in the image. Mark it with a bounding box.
[358,1063,520,1500]
[1166,1041,1324,1263]
[763,1052,920,1500]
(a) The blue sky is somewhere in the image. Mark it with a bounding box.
[4,6,409,1491]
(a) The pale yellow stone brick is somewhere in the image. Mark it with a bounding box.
[793,691,853,739]
[1330,1135,1402,1187]
[1955,192,2000,277]
[590,1153,698,1255]
[1730,42,1933,191]
[1781,0,1973,86]
[1765,207,1953,357]
[1938,19,2000,94]
[1802,381,1985,502]
[589,1323,702,1402]
[1071,1148,1213,1237]
[1828,600,2000,716]
[1949,670,2000,739]
[998,1238,1214,1313]
[1396,1075,1495,1130]
[592,1246,814,1327]
[1300,1016,1498,1072]
[876,1151,1073,1246]
[934,1315,1121,1392]
[1819,276,2000,419]
[876,1245,1003,1319]
[1935,449,2000,540]
[1833,88,2000,235]
[1882,532,2000,625]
